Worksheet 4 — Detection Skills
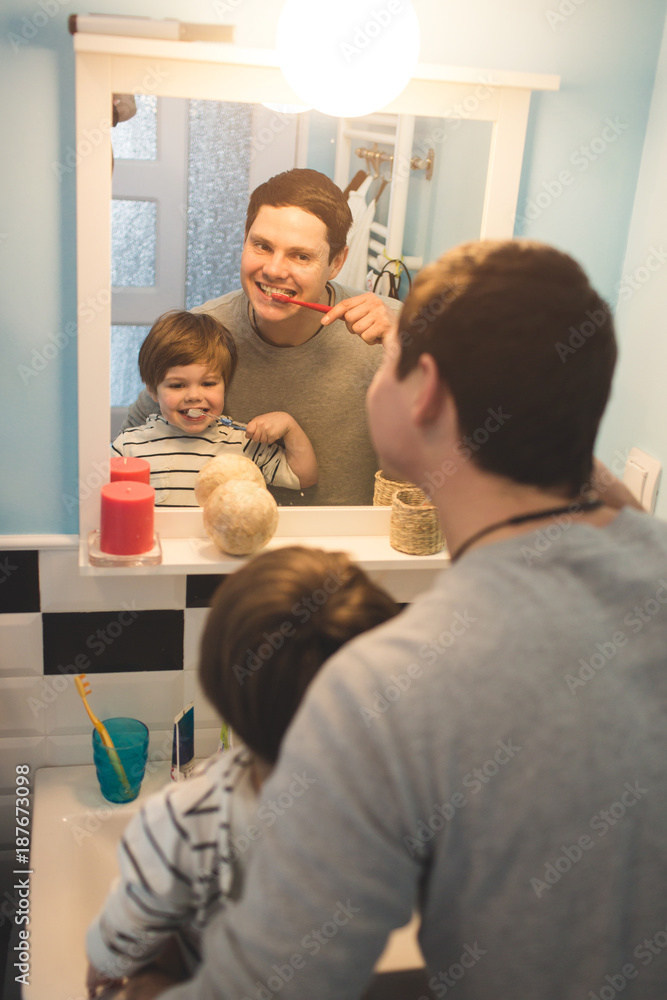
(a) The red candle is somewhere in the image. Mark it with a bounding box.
[110,456,151,484]
[100,481,155,555]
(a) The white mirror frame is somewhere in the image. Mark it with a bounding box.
[74,30,559,553]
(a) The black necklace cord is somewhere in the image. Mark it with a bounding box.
[450,498,604,562]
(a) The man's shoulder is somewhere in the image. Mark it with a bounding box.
[608,505,667,543]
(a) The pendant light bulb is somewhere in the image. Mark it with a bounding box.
[276,0,420,118]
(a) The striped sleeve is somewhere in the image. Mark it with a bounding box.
[86,751,254,979]
[241,436,300,490]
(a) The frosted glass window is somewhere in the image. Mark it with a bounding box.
[185,101,251,308]
[110,326,149,407]
[111,95,157,160]
[111,200,156,287]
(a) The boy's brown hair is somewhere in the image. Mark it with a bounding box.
[199,546,399,763]
[396,240,617,496]
[245,168,353,264]
[138,310,238,392]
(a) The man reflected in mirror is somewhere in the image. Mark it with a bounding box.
[123,168,400,505]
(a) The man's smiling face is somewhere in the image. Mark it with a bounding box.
[240,204,346,327]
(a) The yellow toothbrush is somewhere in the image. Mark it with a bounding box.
[75,674,132,796]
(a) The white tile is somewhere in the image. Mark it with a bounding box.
[144,728,219,774]
[45,731,173,771]
[31,672,80,736]
[195,728,222,761]
[46,725,185,771]
[146,728,175,767]
[39,549,187,612]
[45,726,218,783]
[0,678,47,737]
[183,671,222,730]
[43,733,218,794]
[43,670,184,737]
[45,733,92,767]
[183,607,210,670]
[0,613,43,677]
[0,737,46,789]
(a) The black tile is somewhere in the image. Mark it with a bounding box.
[42,610,184,674]
[0,551,40,614]
[186,575,228,608]
[362,969,435,1000]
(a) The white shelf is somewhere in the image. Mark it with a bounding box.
[79,531,451,575]
[76,506,449,602]
[0,534,78,549]
[78,505,449,574]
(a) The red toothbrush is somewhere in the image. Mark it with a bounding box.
[270,293,332,313]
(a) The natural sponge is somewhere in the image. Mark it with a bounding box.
[195,454,265,508]
[203,480,278,556]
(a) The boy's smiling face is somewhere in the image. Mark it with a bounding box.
[149,363,225,433]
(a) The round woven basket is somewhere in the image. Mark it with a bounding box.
[390,487,444,556]
[373,469,413,506]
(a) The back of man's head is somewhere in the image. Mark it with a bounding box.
[397,240,617,496]
[245,168,352,263]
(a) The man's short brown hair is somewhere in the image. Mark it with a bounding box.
[199,546,399,763]
[396,240,617,496]
[245,168,353,263]
[138,310,237,392]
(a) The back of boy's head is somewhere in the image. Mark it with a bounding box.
[138,310,238,392]
[199,546,400,763]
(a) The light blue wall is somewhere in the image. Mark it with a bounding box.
[416,0,666,304]
[1,0,666,534]
[595,15,667,516]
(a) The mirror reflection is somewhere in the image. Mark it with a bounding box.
[110,96,493,506]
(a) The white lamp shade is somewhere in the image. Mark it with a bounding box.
[276,0,421,118]
[262,102,311,114]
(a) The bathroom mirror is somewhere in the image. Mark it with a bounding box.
[109,96,495,463]
[110,98,495,393]
[74,28,559,540]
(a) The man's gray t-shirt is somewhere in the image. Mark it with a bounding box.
[124,283,399,506]
[162,507,667,1000]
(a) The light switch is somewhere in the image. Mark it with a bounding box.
[623,447,662,513]
[624,461,647,505]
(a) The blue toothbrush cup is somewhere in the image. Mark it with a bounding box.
[92,717,149,803]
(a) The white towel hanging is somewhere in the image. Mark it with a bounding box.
[338,175,376,289]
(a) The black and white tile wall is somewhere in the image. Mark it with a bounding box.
[0,547,227,850]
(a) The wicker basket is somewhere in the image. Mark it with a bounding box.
[373,469,413,506]
[390,487,444,556]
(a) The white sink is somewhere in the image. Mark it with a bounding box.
[26,763,423,1000]
[26,762,173,1000]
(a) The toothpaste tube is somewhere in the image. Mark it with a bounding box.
[171,703,195,781]
[218,722,234,754]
